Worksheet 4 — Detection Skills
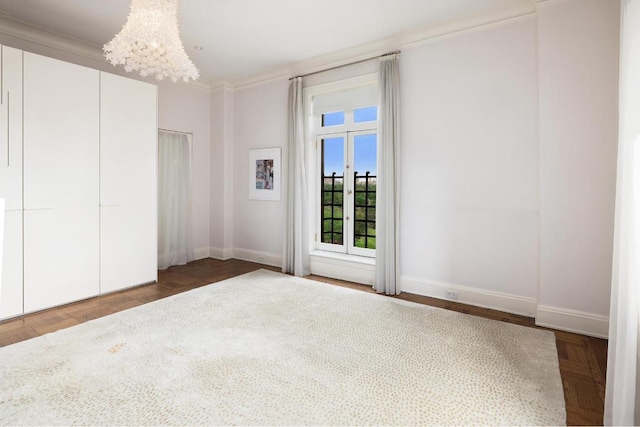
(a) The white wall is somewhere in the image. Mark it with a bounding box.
[231,79,289,265]
[400,16,539,313]
[537,0,619,334]
[224,1,620,337]
[0,33,213,261]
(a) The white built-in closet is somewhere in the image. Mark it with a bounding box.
[0,47,157,319]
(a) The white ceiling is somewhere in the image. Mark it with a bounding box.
[0,0,525,85]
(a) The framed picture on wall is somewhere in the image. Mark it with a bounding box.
[249,147,281,201]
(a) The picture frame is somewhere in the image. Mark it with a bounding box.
[249,147,281,201]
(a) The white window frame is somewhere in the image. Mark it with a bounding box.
[305,74,379,259]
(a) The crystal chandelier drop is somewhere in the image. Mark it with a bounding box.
[103,0,199,83]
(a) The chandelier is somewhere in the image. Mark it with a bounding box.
[103,0,199,82]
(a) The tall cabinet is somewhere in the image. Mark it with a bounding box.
[0,47,157,320]
[0,46,24,319]
[23,53,100,313]
[100,72,157,293]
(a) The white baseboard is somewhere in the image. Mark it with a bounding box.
[536,305,609,339]
[401,276,538,317]
[310,253,375,286]
[198,247,278,266]
[208,247,233,261]
[194,250,611,338]
[193,247,210,261]
[231,248,282,268]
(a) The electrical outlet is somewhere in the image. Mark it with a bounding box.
[445,290,459,300]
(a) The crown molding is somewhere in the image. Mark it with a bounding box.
[229,0,537,89]
[535,0,570,9]
[0,14,105,62]
[0,0,541,92]
[0,14,212,92]
[210,80,235,91]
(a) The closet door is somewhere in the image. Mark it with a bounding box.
[0,211,22,319]
[0,46,23,319]
[0,46,23,210]
[23,52,99,313]
[100,72,157,293]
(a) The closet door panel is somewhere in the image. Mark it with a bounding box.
[23,53,99,211]
[0,46,24,210]
[100,205,156,292]
[0,210,22,320]
[23,52,99,312]
[0,46,24,319]
[100,72,157,293]
[23,209,99,312]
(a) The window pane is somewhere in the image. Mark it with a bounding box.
[322,111,345,127]
[334,192,343,205]
[367,207,376,221]
[322,137,344,176]
[354,133,377,250]
[354,221,377,249]
[367,222,376,236]
[354,134,377,176]
[354,106,377,123]
[321,136,344,247]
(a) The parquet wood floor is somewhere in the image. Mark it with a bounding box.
[0,258,606,425]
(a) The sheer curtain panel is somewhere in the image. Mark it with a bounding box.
[282,77,310,276]
[374,54,400,295]
[605,0,640,424]
[157,130,194,270]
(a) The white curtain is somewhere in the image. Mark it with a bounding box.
[157,130,194,270]
[282,77,310,276]
[605,0,640,424]
[374,54,400,295]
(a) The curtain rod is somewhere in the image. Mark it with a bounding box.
[158,128,193,135]
[289,50,401,81]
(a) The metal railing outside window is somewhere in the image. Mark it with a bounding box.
[321,171,376,249]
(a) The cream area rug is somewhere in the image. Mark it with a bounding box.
[0,269,565,425]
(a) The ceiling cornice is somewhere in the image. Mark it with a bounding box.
[0,13,213,92]
[211,80,235,91]
[0,13,105,61]
[222,0,538,90]
[536,0,570,9]
[0,0,540,92]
